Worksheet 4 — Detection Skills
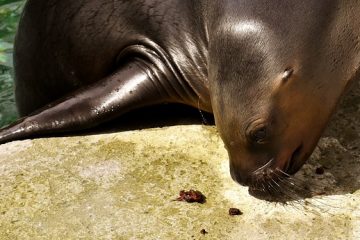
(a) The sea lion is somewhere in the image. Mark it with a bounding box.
[0,0,359,199]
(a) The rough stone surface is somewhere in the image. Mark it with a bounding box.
[0,81,359,239]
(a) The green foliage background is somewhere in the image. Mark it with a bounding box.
[0,0,25,127]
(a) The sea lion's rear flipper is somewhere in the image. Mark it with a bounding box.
[0,60,179,144]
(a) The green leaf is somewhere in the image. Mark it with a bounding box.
[0,0,24,68]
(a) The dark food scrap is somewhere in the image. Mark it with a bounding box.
[200,229,208,235]
[228,208,243,216]
[177,189,206,203]
[315,166,325,175]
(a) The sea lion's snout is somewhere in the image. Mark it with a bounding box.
[228,142,304,187]
[227,140,312,202]
[223,117,301,187]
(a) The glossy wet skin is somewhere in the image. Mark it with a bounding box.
[0,1,360,200]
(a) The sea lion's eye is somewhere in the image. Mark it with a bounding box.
[249,126,268,144]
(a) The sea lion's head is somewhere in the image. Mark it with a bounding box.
[208,16,351,199]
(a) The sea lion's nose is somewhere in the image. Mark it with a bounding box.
[227,138,307,186]
[229,161,252,186]
[228,150,273,186]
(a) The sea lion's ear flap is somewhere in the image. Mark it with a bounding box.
[281,68,294,83]
[0,60,173,144]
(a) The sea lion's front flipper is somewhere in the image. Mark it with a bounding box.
[0,60,177,144]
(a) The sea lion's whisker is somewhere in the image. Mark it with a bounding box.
[276,182,303,202]
[267,173,288,197]
[275,168,329,192]
[263,178,277,196]
[306,197,341,213]
[267,177,281,194]
[253,171,299,202]
[273,171,319,200]
[253,158,274,174]
[250,167,337,213]
[250,183,262,192]
[272,170,306,192]
[272,179,322,214]
[272,171,338,214]
[257,179,267,193]
[260,180,270,195]
[197,97,208,125]
[275,175,316,199]
[269,177,293,198]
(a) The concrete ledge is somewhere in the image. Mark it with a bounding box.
[0,125,359,239]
